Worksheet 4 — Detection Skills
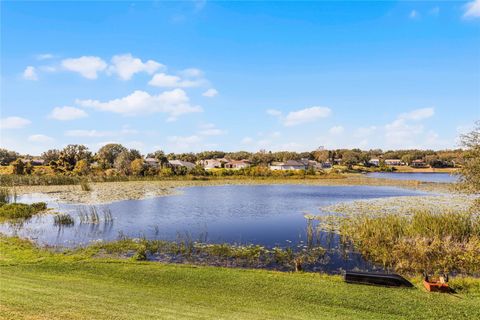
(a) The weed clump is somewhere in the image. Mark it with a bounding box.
[54,214,75,226]
[0,202,47,220]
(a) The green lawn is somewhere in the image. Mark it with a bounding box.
[1,236,479,320]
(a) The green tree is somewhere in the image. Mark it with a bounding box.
[458,121,480,194]
[96,144,127,169]
[41,149,60,163]
[0,148,19,165]
[130,158,146,176]
[56,144,92,172]
[74,159,90,176]
[147,150,169,167]
[11,159,25,175]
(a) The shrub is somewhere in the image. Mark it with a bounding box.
[0,202,47,220]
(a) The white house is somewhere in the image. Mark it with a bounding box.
[224,160,251,169]
[199,159,225,170]
[384,159,402,166]
[369,158,380,166]
[269,160,306,171]
[168,159,196,170]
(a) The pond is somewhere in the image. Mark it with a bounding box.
[366,172,458,183]
[0,185,429,273]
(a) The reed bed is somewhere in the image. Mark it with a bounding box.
[0,202,47,220]
[313,195,480,275]
[53,214,75,226]
[77,206,113,224]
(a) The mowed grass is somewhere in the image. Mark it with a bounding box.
[1,236,479,320]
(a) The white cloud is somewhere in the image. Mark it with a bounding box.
[28,134,54,143]
[49,106,88,121]
[108,54,163,80]
[266,109,282,116]
[148,72,205,88]
[36,53,54,60]
[464,0,480,18]
[283,106,331,126]
[61,56,107,79]
[23,66,38,80]
[76,89,202,119]
[399,107,434,121]
[166,135,203,152]
[409,10,419,19]
[197,123,226,136]
[202,88,218,97]
[329,125,344,135]
[0,116,31,129]
[179,68,203,78]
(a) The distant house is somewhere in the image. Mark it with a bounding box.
[322,161,332,169]
[300,159,323,170]
[224,160,251,169]
[145,158,160,168]
[269,160,306,171]
[384,159,402,166]
[30,158,45,166]
[410,159,428,168]
[369,158,380,166]
[168,159,195,170]
[333,158,342,165]
[199,159,225,170]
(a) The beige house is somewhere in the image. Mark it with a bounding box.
[168,159,196,170]
[224,160,251,169]
[384,159,403,166]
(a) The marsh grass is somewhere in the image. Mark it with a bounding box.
[318,209,480,275]
[78,206,113,224]
[0,187,11,204]
[53,214,75,226]
[0,202,47,220]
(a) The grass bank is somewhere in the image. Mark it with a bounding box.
[1,236,479,320]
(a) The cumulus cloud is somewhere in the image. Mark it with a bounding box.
[202,88,218,97]
[384,108,436,148]
[283,106,331,126]
[179,68,203,78]
[61,56,107,79]
[0,116,31,129]
[329,126,345,135]
[464,0,480,18]
[23,66,38,80]
[76,89,202,120]
[28,134,54,143]
[148,73,205,88]
[108,54,163,80]
[49,106,88,121]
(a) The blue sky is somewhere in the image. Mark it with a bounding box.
[1,1,479,155]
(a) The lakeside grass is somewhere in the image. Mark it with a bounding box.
[1,236,480,320]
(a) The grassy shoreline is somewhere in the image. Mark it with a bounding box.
[1,235,479,320]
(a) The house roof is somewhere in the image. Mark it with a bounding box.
[169,160,195,168]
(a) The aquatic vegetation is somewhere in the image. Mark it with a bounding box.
[77,206,113,224]
[88,237,326,271]
[314,196,480,275]
[54,214,75,226]
[0,202,47,220]
[0,187,11,204]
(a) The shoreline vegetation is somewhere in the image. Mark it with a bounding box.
[1,235,479,320]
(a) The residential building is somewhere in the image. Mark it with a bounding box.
[384,159,402,166]
[145,158,160,168]
[369,158,380,166]
[224,160,251,169]
[410,159,428,168]
[168,159,196,170]
[269,160,306,170]
[199,159,225,170]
